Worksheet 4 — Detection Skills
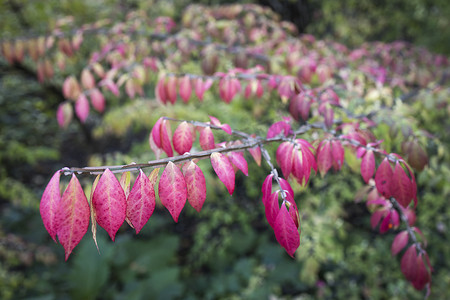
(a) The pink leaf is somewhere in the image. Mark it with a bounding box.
[81,68,95,89]
[331,140,344,171]
[276,142,294,178]
[183,161,206,212]
[265,191,280,228]
[267,121,291,139]
[209,116,232,135]
[75,94,90,123]
[317,140,332,176]
[173,121,194,155]
[127,169,155,234]
[151,118,163,149]
[211,152,235,195]
[227,151,248,176]
[56,102,73,128]
[375,157,393,198]
[391,230,409,256]
[158,162,187,222]
[40,171,61,242]
[156,76,167,104]
[92,169,127,241]
[391,162,413,208]
[219,77,241,103]
[90,88,105,113]
[361,150,375,183]
[273,202,300,257]
[261,174,273,205]
[57,174,90,260]
[165,76,177,104]
[160,119,173,157]
[199,127,215,150]
[248,145,261,166]
[179,75,192,103]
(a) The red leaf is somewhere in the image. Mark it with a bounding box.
[412,254,431,290]
[57,174,90,260]
[265,191,280,228]
[317,140,332,176]
[158,162,187,222]
[40,171,61,242]
[261,174,273,205]
[151,118,163,149]
[75,94,90,123]
[276,142,294,178]
[211,152,235,195]
[391,162,413,208]
[227,151,248,176]
[375,158,393,198]
[183,161,206,212]
[179,75,192,103]
[156,76,167,104]
[92,169,127,241]
[173,121,194,155]
[199,127,215,150]
[391,230,409,256]
[160,119,173,157]
[361,150,375,183]
[127,169,155,234]
[401,245,418,282]
[273,202,300,257]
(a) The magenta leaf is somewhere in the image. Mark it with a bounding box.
[267,121,291,139]
[401,245,418,282]
[151,117,163,148]
[261,174,273,205]
[265,191,280,228]
[75,94,90,123]
[165,76,177,104]
[90,88,105,113]
[158,162,187,222]
[248,146,261,166]
[40,171,61,242]
[179,75,192,103]
[199,126,215,150]
[317,140,332,176]
[92,168,127,241]
[160,119,173,157]
[57,174,90,260]
[173,121,194,155]
[391,230,409,256]
[227,151,248,176]
[276,142,294,178]
[331,140,344,171]
[273,202,300,257]
[183,161,206,212]
[361,150,375,183]
[210,152,235,195]
[126,170,155,234]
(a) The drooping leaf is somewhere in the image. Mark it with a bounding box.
[75,94,90,123]
[148,168,160,187]
[227,151,248,176]
[183,161,206,212]
[248,146,261,166]
[391,162,413,208]
[276,142,294,178]
[273,202,300,257]
[151,117,163,148]
[210,152,235,195]
[90,88,105,113]
[56,102,73,128]
[179,75,192,103]
[89,175,101,252]
[317,140,332,176]
[160,119,173,157]
[92,169,127,241]
[40,171,61,242]
[261,174,273,205]
[412,254,431,290]
[57,174,90,260]
[119,172,131,198]
[158,162,187,222]
[361,150,375,183]
[375,157,393,198]
[173,121,194,155]
[199,126,215,150]
[391,230,409,256]
[127,169,156,234]
[165,75,178,104]
[265,191,280,228]
[401,245,418,282]
[331,140,344,170]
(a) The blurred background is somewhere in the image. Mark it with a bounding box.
[0,0,449,299]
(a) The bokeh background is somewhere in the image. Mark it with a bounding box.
[1,0,449,299]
